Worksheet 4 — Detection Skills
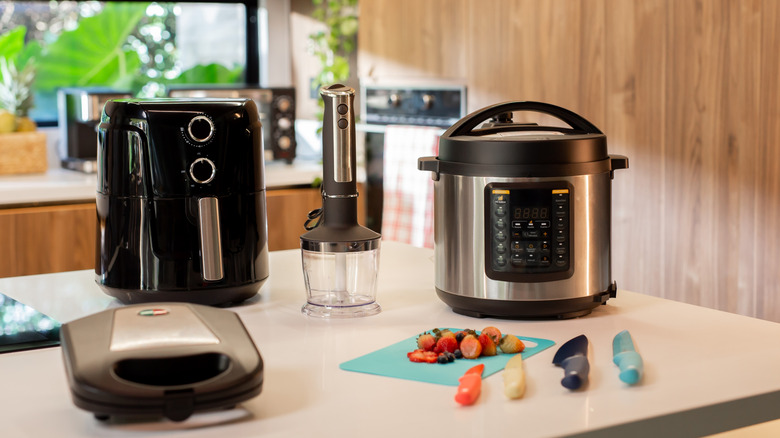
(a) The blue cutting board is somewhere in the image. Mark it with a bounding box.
[339,329,555,386]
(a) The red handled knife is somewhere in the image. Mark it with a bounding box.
[455,363,485,405]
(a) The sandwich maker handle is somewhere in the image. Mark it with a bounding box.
[442,101,603,137]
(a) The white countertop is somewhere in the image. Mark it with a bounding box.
[0,160,323,207]
[1,242,780,437]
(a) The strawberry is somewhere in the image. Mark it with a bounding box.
[417,333,436,351]
[434,336,459,354]
[460,334,482,359]
[499,334,526,354]
[433,328,457,340]
[481,326,502,344]
[478,333,497,356]
[407,349,438,363]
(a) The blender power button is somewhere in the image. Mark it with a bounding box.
[190,158,216,184]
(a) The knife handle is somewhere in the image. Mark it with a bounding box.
[560,355,589,390]
[455,374,482,405]
[613,351,643,385]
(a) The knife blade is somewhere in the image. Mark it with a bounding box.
[613,330,643,385]
[503,353,526,399]
[455,363,484,405]
[552,334,589,390]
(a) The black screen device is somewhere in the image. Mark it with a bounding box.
[0,292,61,354]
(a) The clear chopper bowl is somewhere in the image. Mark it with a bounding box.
[301,246,381,318]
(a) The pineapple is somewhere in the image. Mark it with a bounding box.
[0,57,36,132]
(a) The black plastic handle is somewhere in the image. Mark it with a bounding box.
[442,101,603,138]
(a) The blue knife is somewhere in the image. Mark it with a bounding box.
[613,330,643,385]
[552,334,589,390]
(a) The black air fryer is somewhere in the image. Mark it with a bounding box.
[95,98,269,305]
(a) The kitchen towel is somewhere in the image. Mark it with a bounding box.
[381,125,440,248]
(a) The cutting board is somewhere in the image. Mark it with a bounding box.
[340,329,555,386]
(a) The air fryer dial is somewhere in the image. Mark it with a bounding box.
[187,114,215,143]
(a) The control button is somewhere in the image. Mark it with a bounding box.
[512,221,525,229]
[495,218,506,230]
[556,216,566,227]
[511,253,525,266]
[278,136,292,150]
[277,117,292,130]
[511,230,522,239]
[190,157,216,184]
[540,255,551,266]
[526,220,537,229]
[522,230,540,239]
[538,220,551,229]
[555,254,567,267]
[496,243,507,254]
[554,193,568,203]
[188,115,214,143]
[276,96,292,112]
[494,194,508,204]
[495,206,506,216]
[541,241,550,250]
[525,242,538,253]
[337,118,349,129]
[337,103,349,115]
[495,231,507,242]
[526,252,539,266]
[555,204,567,215]
[495,255,507,267]
[511,241,522,251]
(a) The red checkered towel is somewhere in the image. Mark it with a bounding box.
[381,125,440,248]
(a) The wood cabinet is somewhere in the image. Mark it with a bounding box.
[0,186,365,278]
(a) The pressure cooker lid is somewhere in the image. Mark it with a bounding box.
[438,101,607,165]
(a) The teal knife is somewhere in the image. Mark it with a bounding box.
[612,330,643,385]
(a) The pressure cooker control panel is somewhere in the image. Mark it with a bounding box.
[485,182,574,282]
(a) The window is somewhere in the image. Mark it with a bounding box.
[0,1,259,123]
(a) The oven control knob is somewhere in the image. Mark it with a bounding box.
[388,93,401,107]
[278,136,291,150]
[190,157,216,184]
[422,94,434,110]
[188,115,215,143]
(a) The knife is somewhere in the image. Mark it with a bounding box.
[503,354,526,399]
[455,363,484,405]
[552,334,589,390]
[613,330,643,385]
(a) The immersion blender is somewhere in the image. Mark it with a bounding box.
[300,84,382,318]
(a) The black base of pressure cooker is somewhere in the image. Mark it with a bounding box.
[436,282,617,319]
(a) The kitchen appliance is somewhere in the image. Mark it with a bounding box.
[360,84,466,231]
[57,88,132,173]
[95,98,269,305]
[60,303,263,422]
[168,86,296,163]
[418,101,628,319]
[300,84,381,318]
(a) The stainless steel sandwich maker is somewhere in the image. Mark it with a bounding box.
[60,303,263,422]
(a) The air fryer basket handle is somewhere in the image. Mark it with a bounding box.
[197,197,224,282]
[443,101,603,137]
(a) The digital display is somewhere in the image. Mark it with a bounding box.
[513,206,549,220]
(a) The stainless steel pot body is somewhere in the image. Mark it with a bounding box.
[433,171,612,305]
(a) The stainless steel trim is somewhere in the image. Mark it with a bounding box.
[300,238,381,253]
[109,304,220,352]
[433,173,612,301]
[198,197,224,282]
[322,85,353,183]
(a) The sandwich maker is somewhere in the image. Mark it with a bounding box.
[60,303,263,422]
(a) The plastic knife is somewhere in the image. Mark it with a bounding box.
[552,334,589,390]
[613,330,643,385]
[503,354,526,399]
[455,363,484,405]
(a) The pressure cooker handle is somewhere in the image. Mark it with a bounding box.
[443,101,603,137]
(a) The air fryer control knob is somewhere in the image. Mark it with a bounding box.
[190,157,216,184]
[188,115,215,143]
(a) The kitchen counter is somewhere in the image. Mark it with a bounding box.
[1,242,780,437]
[0,160,323,207]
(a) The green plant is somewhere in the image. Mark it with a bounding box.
[309,0,358,98]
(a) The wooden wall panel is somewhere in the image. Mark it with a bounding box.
[757,0,780,322]
[358,0,780,321]
[604,0,667,301]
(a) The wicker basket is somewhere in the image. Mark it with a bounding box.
[0,131,48,175]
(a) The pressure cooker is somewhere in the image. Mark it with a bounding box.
[418,101,628,319]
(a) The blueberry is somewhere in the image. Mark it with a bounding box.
[454,349,463,359]
[446,352,455,362]
[455,332,465,343]
[437,354,448,364]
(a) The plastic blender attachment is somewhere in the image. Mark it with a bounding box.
[300,84,382,318]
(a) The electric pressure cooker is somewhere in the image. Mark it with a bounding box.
[418,101,628,319]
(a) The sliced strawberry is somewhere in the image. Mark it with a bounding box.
[434,336,459,354]
[417,333,436,351]
[407,349,438,363]
[481,326,502,344]
[478,333,497,356]
[499,334,526,354]
[460,334,482,359]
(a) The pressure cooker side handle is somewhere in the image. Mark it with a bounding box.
[442,101,603,137]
